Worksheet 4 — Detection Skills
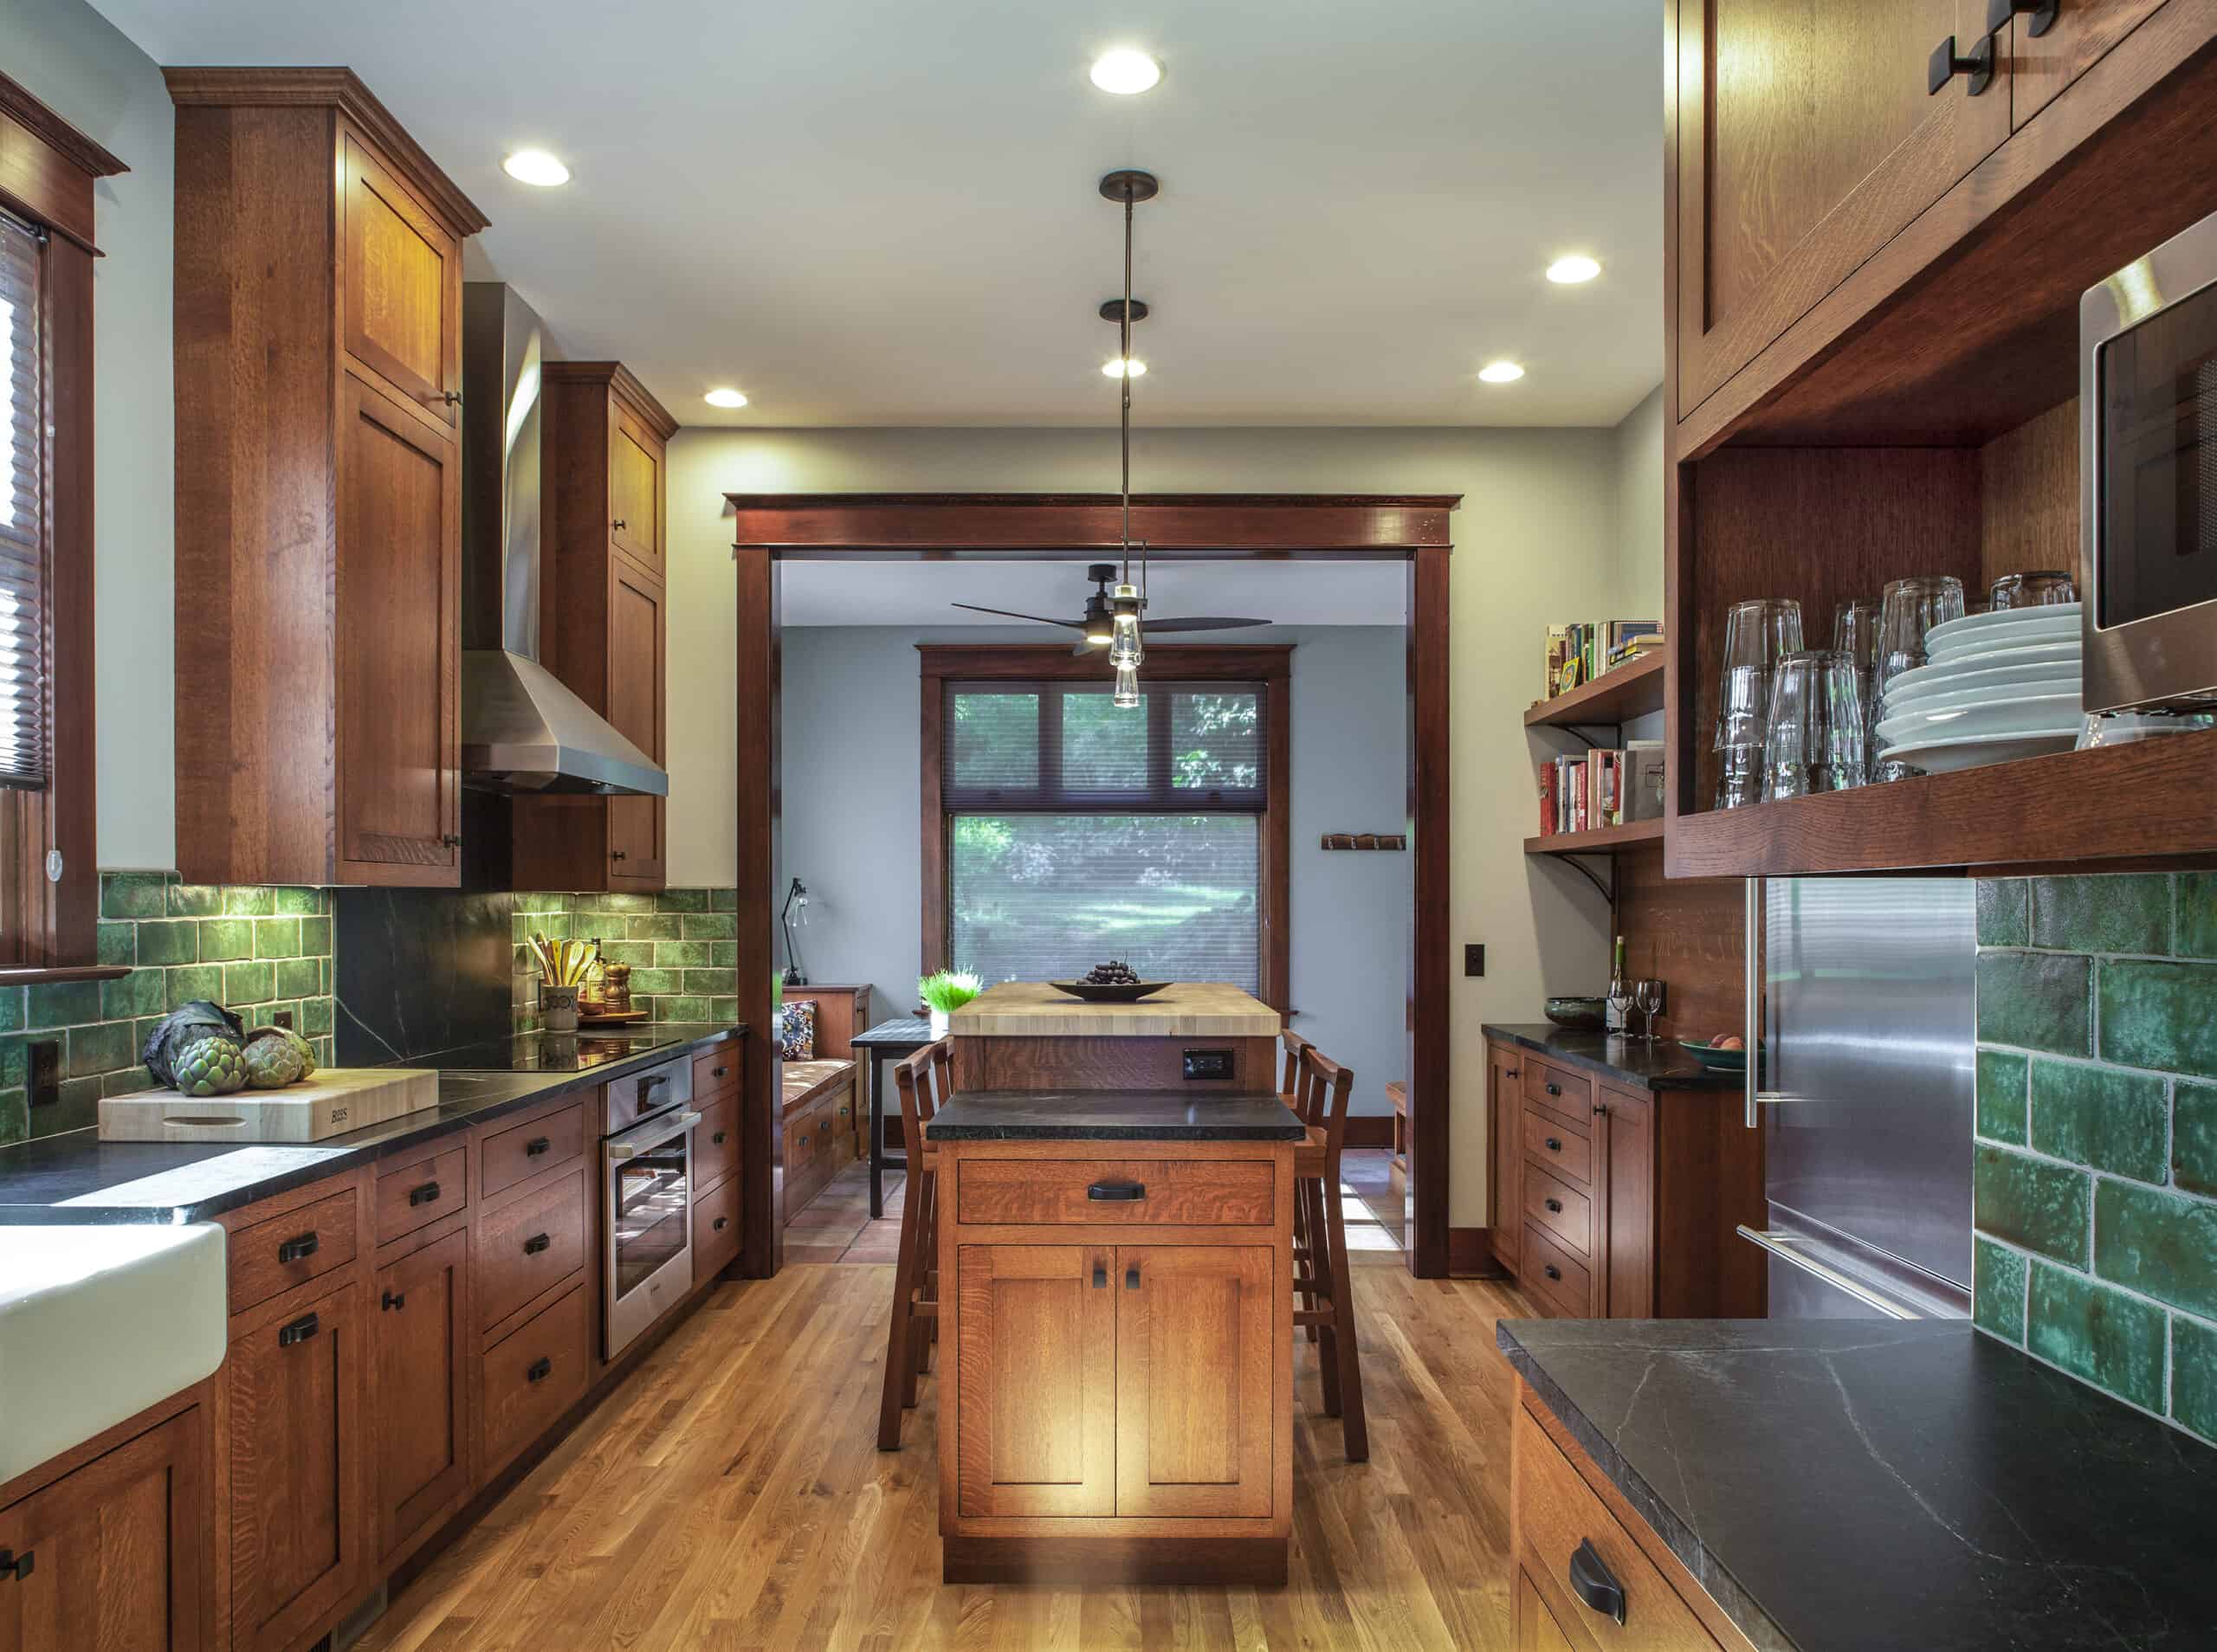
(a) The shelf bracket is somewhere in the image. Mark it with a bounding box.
[1552,851,1616,904]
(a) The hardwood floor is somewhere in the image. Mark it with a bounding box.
[354,1227,1535,1650]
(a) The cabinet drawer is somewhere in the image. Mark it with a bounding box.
[1522,1222,1593,1318]
[479,1282,590,1475]
[476,1167,590,1331]
[694,1177,740,1283]
[695,1089,740,1193]
[693,1045,739,1097]
[1522,1057,1593,1118]
[1522,1105,1591,1187]
[375,1142,469,1245]
[956,1158,1275,1227]
[1523,1165,1591,1259]
[229,1186,359,1313]
[480,1099,586,1201]
[1515,1400,1726,1651]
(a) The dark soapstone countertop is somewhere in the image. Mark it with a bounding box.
[1498,1317,2217,1652]
[0,1024,743,1223]
[1483,1023,1737,1091]
[927,1089,1304,1141]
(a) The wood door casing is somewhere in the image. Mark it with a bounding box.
[373,1228,470,1564]
[955,1244,1115,1519]
[340,132,459,431]
[1113,1245,1274,1519]
[336,371,460,883]
[605,554,665,886]
[610,404,663,571]
[1675,0,2011,415]
[0,1409,204,1652]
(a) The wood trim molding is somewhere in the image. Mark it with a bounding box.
[1407,545,1451,1280]
[727,493,1458,554]
[1448,1227,1508,1279]
[543,360,679,442]
[162,67,488,236]
[0,73,127,181]
[0,69,129,254]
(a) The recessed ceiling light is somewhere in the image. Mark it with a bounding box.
[1102,357,1147,378]
[1478,360,1525,384]
[1546,255,1601,284]
[1090,48,1161,94]
[502,150,570,187]
[704,387,748,409]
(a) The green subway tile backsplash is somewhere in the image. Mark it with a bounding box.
[509,890,740,1030]
[1976,870,2217,1446]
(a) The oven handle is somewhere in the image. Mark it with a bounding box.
[606,1110,703,1161]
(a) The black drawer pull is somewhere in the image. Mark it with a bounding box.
[1988,0,2058,38]
[713,1131,727,1145]
[712,1065,728,1081]
[382,1288,407,1312]
[527,1356,553,1384]
[1505,1068,1519,1077]
[277,1312,320,1347]
[1928,32,1994,96]
[276,1231,319,1264]
[1094,1262,1108,1288]
[1545,1197,1564,1214]
[523,1232,552,1255]
[1089,1181,1146,1202]
[1568,1538,1626,1624]
[713,1215,728,1231]
[526,1136,552,1157]
[409,1180,441,1207]
[0,1548,32,1582]
[1545,1137,1562,1152]
[1125,1264,1141,1290]
[1544,1082,1562,1097]
[1543,1264,1562,1282]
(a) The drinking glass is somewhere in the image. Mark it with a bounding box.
[1990,570,2078,610]
[1871,576,1965,778]
[1762,649,1868,798]
[1632,978,1665,1044]
[1713,598,1804,809]
[1832,600,1879,678]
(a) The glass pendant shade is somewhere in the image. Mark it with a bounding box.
[1113,661,1141,707]
[1108,584,1144,668]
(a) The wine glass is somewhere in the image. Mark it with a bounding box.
[1632,978,1665,1044]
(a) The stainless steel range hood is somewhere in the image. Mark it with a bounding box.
[459,283,669,797]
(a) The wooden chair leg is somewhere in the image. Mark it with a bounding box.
[1295,1177,1322,1345]
[1308,1178,1344,1418]
[917,1170,938,1371]
[876,1162,923,1449]
[1323,1168,1369,1462]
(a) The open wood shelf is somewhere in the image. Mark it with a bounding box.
[1524,652,1664,729]
[1525,817,1665,857]
[1664,728,2217,878]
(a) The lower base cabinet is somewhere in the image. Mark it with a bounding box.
[0,1407,206,1652]
[374,1228,472,1565]
[479,1281,591,1480]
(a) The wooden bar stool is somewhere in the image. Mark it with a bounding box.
[876,1038,949,1449]
[1289,1043,1367,1462]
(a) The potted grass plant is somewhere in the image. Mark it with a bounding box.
[918,970,983,1038]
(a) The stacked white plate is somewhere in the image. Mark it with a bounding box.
[1873,603,2083,774]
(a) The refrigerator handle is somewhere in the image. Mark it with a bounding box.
[1744,876,1761,1129]
[1736,1227,1923,1320]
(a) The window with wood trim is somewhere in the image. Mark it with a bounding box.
[921,647,1291,1006]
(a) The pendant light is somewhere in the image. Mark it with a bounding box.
[1100,169,1158,708]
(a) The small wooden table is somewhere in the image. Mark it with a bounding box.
[850,1015,935,1218]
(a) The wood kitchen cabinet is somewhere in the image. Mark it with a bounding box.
[512,362,677,892]
[169,68,486,887]
[2007,0,2170,126]
[372,1228,472,1568]
[1672,0,2009,415]
[953,1244,1117,1518]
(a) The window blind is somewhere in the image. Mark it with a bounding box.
[943,681,1264,810]
[0,213,46,791]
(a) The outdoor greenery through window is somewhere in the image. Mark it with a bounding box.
[945,681,1265,990]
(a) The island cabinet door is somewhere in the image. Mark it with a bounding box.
[1113,1245,1274,1519]
[954,1245,1116,1518]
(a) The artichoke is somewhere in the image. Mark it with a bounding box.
[141,1000,245,1088]
[171,1034,247,1097]
[242,1026,313,1089]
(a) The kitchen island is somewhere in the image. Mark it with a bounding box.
[948,979,1282,1091]
[926,1087,1303,1584]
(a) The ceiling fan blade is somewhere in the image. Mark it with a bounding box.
[950,603,1083,628]
[1138,616,1272,632]
[1071,637,1103,657]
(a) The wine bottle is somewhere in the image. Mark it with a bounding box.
[1605,935,1630,1034]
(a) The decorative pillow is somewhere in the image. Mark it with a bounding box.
[776,999,818,1062]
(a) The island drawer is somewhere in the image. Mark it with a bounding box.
[1521,1222,1592,1317]
[229,1184,359,1312]
[375,1141,469,1245]
[1523,1165,1591,1258]
[957,1158,1275,1227]
[1521,1056,1593,1119]
[1522,1105,1591,1187]
[479,1097,587,1201]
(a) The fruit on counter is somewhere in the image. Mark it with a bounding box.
[171,1033,248,1096]
[242,1025,315,1088]
[1082,960,1143,985]
[1712,1035,1746,1050]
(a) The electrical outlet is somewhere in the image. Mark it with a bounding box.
[1464,944,1484,978]
[28,1039,59,1109]
[1181,1048,1235,1081]
[273,1009,294,1030]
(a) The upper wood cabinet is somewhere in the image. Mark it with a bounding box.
[2008,0,2170,127]
[1672,0,2010,416]
[512,363,676,892]
[169,69,487,887]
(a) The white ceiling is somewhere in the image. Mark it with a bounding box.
[96,0,1663,429]
[779,558,1404,629]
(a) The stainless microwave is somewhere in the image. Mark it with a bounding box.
[2082,210,2217,713]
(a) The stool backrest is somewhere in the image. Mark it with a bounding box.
[1295,1043,1355,1158]
[895,1037,953,1158]
[1279,1028,1313,1100]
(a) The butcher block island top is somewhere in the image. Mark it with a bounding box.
[951,980,1280,1037]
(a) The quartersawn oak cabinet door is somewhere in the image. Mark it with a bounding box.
[337,371,461,884]
[0,1409,205,1652]
[341,132,461,429]
[1114,1245,1273,1518]
[605,556,665,887]
[1674,0,2010,414]
[609,405,663,571]
[955,1245,1115,1518]
[1598,1087,1655,1319]
[374,1229,471,1564]
[229,1280,367,1652]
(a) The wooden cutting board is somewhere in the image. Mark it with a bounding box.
[97,1068,441,1143]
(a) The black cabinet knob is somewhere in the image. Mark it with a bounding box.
[0,1548,33,1582]
[1988,0,2058,36]
[523,1232,552,1255]
[612,850,629,862]
[276,1231,319,1264]
[1094,1262,1108,1288]
[1545,1197,1564,1213]
[527,1356,553,1384]
[1545,1137,1562,1152]
[713,1215,727,1231]
[1929,32,1994,95]
[442,390,463,406]
[611,519,628,531]
[1544,1264,1562,1281]
[713,1131,727,1145]
[526,1135,552,1156]
[409,1180,441,1207]
[713,1066,728,1080]
[439,833,461,848]
[1568,1538,1626,1624]
[382,1289,407,1312]
[1545,1082,1562,1097]
[277,1312,320,1347]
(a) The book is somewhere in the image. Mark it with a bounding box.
[1624,741,1666,823]
[1536,760,1559,837]
[1544,619,1664,695]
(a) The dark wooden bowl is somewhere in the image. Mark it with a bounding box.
[1049,980,1175,1003]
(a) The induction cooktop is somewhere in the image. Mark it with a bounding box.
[410,1029,691,1074]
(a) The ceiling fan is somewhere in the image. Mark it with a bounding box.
[952,563,1270,654]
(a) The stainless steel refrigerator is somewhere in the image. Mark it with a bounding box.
[1742,878,1975,1320]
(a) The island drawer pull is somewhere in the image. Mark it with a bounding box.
[1125,1264,1141,1290]
[523,1232,552,1255]
[1545,1137,1562,1152]
[1567,1538,1626,1624]
[526,1135,552,1157]
[1545,1197,1564,1214]
[527,1356,553,1384]
[1094,1262,1108,1289]
[1088,1180,1146,1202]
[1545,1081,1563,1097]
[409,1180,442,1207]
[277,1312,320,1347]
[276,1231,319,1264]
